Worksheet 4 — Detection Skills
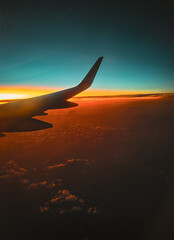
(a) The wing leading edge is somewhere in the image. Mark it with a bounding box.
[37,56,103,102]
[0,57,103,121]
[56,56,103,100]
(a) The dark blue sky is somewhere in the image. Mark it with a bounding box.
[0,0,173,92]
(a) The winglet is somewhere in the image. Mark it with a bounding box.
[47,57,104,100]
[77,57,103,91]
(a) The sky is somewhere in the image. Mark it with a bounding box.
[0,0,174,97]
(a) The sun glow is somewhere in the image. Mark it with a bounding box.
[0,93,28,100]
[0,86,54,101]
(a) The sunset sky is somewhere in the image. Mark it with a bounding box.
[0,2,174,238]
[0,0,173,99]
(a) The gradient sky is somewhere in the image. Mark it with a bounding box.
[0,0,173,93]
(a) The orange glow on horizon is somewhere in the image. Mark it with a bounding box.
[0,85,167,101]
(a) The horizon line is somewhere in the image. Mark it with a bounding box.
[0,92,173,103]
[0,84,173,101]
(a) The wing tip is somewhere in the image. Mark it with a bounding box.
[96,56,104,66]
[77,56,103,90]
[98,56,104,61]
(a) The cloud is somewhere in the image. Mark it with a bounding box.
[0,160,27,179]
[65,194,78,202]
[47,183,56,189]
[6,168,26,176]
[21,179,30,184]
[47,163,66,169]
[46,189,97,215]
[72,206,82,211]
[0,160,98,217]
[40,188,85,213]
[67,158,89,165]
[28,181,47,189]
[50,196,62,203]
[0,160,97,216]
[40,206,49,212]
[57,206,83,214]
[46,158,89,170]
[27,179,62,192]
[50,189,82,204]
[87,207,98,214]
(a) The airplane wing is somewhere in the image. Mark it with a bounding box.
[0,57,103,121]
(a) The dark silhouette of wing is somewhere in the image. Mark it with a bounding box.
[0,57,103,136]
[1,118,53,132]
